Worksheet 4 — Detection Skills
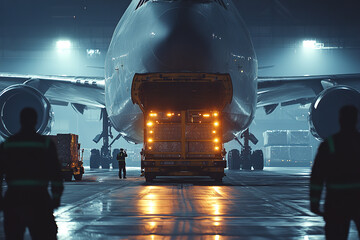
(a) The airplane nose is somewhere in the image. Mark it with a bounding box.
[151,7,214,71]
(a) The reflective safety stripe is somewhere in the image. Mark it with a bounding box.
[310,184,323,191]
[7,180,48,187]
[327,183,360,190]
[327,137,335,154]
[4,141,49,149]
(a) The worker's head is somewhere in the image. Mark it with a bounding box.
[339,105,358,131]
[20,107,37,130]
[120,148,124,151]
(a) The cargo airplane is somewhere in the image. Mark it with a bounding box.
[1,0,360,155]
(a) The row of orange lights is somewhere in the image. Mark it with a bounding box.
[213,117,220,151]
[148,112,155,149]
[148,120,219,126]
[149,111,219,117]
[149,112,177,117]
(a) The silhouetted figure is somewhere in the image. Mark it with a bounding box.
[117,148,127,179]
[310,105,360,240]
[0,108,64,240]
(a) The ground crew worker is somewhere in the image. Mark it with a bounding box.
[117,148,127,179]
[310,105,360,240]
[0,108,64,240]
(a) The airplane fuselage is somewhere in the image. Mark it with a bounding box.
[105,0,258,143]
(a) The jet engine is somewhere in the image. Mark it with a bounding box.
[309,86,360,140]
[0,84,53,138]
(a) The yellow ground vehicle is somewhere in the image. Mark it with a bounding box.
[49,134,84,181]
[132,73,231,182]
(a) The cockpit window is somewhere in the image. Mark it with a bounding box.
[136,0,227,10]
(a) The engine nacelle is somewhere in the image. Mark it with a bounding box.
[309,86,360,140]
[0,84,53,138]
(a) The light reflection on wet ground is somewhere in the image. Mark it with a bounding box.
[0,167,359,239]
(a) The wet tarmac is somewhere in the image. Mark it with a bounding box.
[1,167,359,239]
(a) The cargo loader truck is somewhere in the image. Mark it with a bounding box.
[131,73,232,182]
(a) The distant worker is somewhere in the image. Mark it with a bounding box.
[0,108,64,240]
[117,148,127,179]
[310,105,360,240]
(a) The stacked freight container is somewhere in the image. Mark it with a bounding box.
[49,134,84,181]
[263,130,313,167]
[56,134,79,167]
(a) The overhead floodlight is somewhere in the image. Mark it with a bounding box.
[86,49,101,57]
[303,40,325,50]
[303,40,316,49]
[56,40,72,50]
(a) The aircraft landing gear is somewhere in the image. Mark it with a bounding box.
[93,109,122,169]
[229,129,264,171]
[252,150,264,170]
[90,149,101,169]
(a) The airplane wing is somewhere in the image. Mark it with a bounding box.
[257,73,360,113]
[0,73,105,110]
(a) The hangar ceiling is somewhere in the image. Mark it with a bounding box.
[0,0,359,63]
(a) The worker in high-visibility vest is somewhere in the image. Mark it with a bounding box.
[117,148,127,179]
[0,108,63,240]
[310,105,360,240]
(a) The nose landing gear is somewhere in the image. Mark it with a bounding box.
[228,129,264,171]
[91,108,122,169]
